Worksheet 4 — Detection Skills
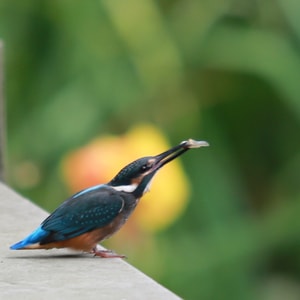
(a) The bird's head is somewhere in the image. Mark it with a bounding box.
[108,139,209,198]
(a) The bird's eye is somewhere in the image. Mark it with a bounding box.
[141,164,150,172]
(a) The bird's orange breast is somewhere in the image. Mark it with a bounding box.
[25,213,127,252]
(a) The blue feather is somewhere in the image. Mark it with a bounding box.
[72,184,104,199]
[10,185,125,248]
[10,225,49,250]
[40,187,124,242]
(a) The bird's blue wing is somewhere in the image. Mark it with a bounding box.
[10,185,124,249]
[41,185,124,241]
[40,185,124,244]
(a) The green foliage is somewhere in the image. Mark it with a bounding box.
[1,1,300,299]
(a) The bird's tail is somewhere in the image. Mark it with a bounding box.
[10,226,48,250]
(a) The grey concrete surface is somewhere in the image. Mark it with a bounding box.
[0,182,181,300]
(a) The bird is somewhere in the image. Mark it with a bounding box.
[10,138,209,258]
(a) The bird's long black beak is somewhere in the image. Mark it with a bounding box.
[152,139,209,171]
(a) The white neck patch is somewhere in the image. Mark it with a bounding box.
[111,183,138,193]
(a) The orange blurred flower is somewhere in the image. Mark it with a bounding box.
[61,124,190,234]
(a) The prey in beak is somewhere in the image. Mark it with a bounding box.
[109,139,209,197]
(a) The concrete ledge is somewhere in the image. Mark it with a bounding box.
[0,182,180,299]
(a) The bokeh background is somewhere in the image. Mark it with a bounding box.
[1,1,300,299]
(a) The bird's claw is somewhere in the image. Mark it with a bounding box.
[91,246,126,258]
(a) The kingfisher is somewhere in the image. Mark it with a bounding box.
[10,138,209,258]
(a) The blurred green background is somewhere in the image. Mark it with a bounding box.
[1,0,300,299]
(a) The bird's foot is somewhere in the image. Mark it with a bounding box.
[94,250,126,258]
[91,245,126,259]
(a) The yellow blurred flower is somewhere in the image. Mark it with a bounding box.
[61,124,190,233]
